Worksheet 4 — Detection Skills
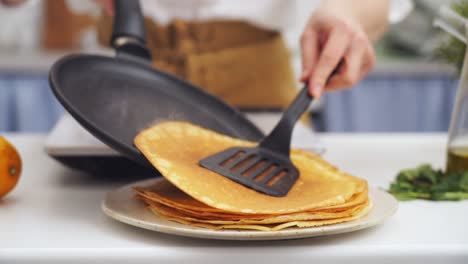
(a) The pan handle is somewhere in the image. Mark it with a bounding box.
[111,0,152,62]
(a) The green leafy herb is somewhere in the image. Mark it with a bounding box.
[388,164,468,201]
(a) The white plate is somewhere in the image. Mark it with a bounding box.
[102,178,398,241]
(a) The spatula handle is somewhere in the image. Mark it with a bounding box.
[259,84,312,156]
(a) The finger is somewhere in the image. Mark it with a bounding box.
[104,0,115,16]
[300,29,320,81]
[0,0,25,7]
[95,0,115,15]
[358,41,376,80]
[326,42,366,91]
[309,28,351,98]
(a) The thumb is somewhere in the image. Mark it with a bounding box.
[300,29,319,82]
[309,28,350,98]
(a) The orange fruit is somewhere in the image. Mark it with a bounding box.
[0,137,21,198]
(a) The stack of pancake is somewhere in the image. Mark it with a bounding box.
[134,122,370,231]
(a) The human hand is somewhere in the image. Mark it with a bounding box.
[300,10,375,98]
[0,0,26,7]
[94,0,115,15]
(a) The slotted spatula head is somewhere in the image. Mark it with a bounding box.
[199,85,312,197]
[199,146,299,197]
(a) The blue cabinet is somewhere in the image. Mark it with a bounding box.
[0,74,63,132]
[0,73,459,132]
[323,74,458,132]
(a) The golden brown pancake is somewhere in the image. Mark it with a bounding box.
[147,201,372,231]
[141,196,369,224]
[134,179,368,219]
[134,121,366,214]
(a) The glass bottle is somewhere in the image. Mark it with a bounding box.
[447,34,468,173]
[435,6,468,172]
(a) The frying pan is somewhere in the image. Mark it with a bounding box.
[49,0,263,168]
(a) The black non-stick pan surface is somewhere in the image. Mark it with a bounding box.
[49,0,263,168]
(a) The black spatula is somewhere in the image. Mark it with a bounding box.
[199,84,313,197]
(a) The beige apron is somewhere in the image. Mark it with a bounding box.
[97,16,299,110]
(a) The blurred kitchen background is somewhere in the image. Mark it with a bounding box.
[0,0,462,133]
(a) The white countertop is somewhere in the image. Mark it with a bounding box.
[0,133,467,264]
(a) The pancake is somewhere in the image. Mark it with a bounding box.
[134,121,366,214]
[134,179,368,220]
[147,201,373,231]
[141,197,369,224]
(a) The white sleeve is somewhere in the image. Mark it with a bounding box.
[389,0,414,24]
